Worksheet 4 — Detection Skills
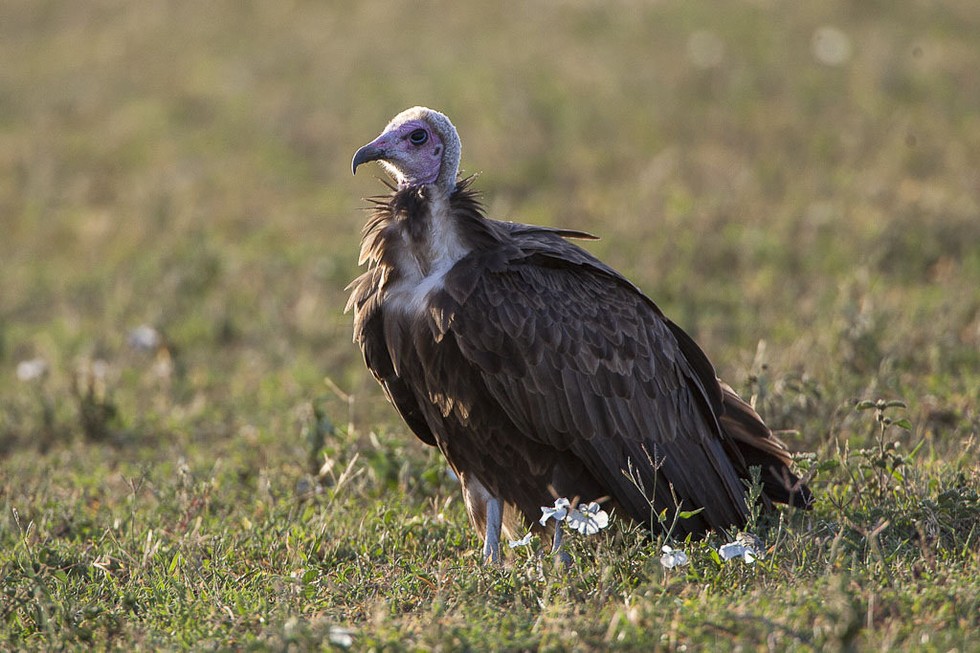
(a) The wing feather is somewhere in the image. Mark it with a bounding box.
[349,271,437,447]
[444,242,750,533]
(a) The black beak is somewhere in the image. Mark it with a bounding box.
[351,144,386,175]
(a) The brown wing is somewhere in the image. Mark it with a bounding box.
[442,242,750,534]
[348,268,437,447]
[718,382,814,508]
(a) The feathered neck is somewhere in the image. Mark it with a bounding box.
[356,177,494,274]
[386,176,480,219]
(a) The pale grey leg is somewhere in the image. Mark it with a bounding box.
[482,496,503,563]
[551,522,572,566]
[459,473,504,564]
[551,521,564,553]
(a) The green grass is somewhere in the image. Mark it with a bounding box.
[2,0,979,650]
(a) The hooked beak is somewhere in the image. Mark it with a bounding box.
[351,142,387,175]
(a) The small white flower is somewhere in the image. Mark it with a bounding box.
[508,532,534,548]
[719,542,756,563]
[660,545,689,569]
[566,501,610,535]
[811,26,852,67]
[92,359,109,380]
[328,625,354,648]
[539,497,570,526]
[16,358,48,382]
[128,325,161,351]
[719,532,765,564]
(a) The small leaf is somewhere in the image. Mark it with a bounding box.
[168,552,182,577]
[816,459,840,473]
[677,508,705,520]
[892,418,913,431]
[855,400,877,411]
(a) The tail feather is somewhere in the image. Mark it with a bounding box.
[718,381,814,510]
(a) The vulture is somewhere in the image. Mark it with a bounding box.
[348,107,812,561]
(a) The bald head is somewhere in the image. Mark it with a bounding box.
[352,107,461,193]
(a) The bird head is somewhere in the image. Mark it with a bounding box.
[351,106,461,193]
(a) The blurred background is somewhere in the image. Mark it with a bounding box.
[1,0,978,465]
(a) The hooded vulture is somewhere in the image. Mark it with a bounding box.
[348,107,812,561]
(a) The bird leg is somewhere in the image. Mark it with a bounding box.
[482,496,503,563]
[551,521,564,553]
[459,473,504,563]
[551,522,572,566]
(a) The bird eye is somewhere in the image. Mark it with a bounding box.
[409,129,428,145]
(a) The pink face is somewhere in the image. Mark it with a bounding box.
[352,119,445,188]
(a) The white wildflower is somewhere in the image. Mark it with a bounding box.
[16,358,48,382]
[92,358,109,380]
[812,26,852,67]
[660,545,689,569]
[128,324,162,351]
[539,497,570,526]
[566,501,610,535]
[328,625,354,648]
[508,532,534,548]
[719,532,765,564]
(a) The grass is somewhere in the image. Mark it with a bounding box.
[1,0,979,650]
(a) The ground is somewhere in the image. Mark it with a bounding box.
[1,1,978,650]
